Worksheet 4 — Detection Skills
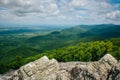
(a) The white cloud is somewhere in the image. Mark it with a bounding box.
[0,0,120,25]
[0,0,59,17]
[106,10,120,20]
[71,0,89,8]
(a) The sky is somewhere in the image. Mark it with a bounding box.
[0,0,120,25]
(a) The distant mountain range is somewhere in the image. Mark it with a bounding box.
[0,24,120,74]
[27,24,120,50]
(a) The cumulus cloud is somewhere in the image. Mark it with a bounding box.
[0,0,59,16]
[0,0,120,24]
[106,10,120,20]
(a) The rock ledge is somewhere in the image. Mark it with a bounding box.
[0,54,120,80]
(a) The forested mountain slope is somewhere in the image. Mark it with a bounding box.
[27,24,120,50]
[0,24,120,73]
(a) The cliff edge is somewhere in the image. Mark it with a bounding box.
[0,54,120,80]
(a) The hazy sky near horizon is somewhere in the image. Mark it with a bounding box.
[0,0,120,25]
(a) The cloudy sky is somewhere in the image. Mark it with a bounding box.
[0,0,120,25]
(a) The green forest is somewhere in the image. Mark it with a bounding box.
[0,24,120,73]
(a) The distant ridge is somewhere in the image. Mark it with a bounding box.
[27,24,120,50]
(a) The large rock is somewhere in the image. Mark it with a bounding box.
[70,54,118,80]
[108,61,120,80]
[12,56,60,80]
[0,54,120,80]
[0,70,16,80]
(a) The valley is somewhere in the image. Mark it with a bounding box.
[0,24,120,73]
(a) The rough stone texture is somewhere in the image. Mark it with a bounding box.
[12,56,60,80]
[0,70,16,80]
[0,54,120,80]
[108,61,120,80]
[71,54,118,80]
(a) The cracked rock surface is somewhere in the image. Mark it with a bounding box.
[0,54,120,80]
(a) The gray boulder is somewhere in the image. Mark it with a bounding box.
[108,61,120,80]
[1,54,120,80]
[70,54,118,80]
[12,56,60,80]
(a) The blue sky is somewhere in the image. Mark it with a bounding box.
[109,0,120,4]
[0,0,120,25]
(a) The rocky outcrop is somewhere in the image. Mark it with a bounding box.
[108,61,120,80]
[12,56,60,80]
[0,54,120,80]
[71,54,118,80]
